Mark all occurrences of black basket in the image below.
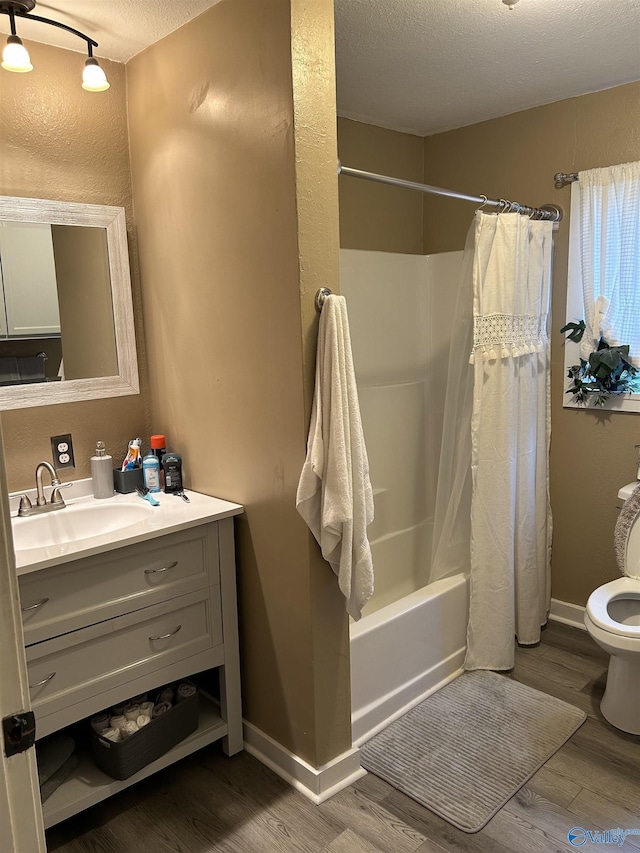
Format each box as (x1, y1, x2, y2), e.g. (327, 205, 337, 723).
(113, 467, 144, 494)
(91, 689, 199, 780)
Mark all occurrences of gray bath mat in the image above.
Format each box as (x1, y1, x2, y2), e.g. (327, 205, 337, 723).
(360, 670, 586, 833)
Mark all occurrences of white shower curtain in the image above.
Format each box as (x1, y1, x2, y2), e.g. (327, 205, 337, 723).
(431, 212, 554, 671)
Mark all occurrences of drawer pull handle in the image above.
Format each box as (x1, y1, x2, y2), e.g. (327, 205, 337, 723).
(149, 625, 182, 641)
(144, 561, 178, 575)
(29, 672, 56, 689)
(22, 597, 50, 613)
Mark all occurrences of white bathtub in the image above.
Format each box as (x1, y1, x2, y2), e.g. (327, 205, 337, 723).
(350, 573, 469, 746)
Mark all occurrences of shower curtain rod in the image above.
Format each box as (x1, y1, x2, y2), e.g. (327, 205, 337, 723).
(338, 163, 563, 222)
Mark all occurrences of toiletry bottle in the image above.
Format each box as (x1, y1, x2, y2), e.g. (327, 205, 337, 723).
(151, 434, 166, 464)
(151, 434, 166, 487)
(91, 441, 114, 499)
(162, 453, 183, 493)
(142, 451, 161, 493)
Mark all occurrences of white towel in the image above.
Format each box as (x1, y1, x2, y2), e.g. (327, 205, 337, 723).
(101, 727, 121, 743)
(121, 720, 139, 738)
(296, 294, 374, 620)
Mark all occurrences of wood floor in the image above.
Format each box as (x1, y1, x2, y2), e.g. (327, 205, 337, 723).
(46, 621, 640, 853)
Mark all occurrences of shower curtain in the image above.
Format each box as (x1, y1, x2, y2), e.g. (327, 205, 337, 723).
(431, 212, 554, 671)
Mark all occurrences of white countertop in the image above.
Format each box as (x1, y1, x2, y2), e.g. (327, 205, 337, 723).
(11, 479, 243, 576)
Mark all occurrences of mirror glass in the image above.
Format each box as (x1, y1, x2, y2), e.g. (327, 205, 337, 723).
(0, 222, 117, 385)
(0, 197, 139, 410)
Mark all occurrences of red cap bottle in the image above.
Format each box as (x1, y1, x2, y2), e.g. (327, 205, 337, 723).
(150, 434, 166, 459)
(150, 434, 166, 486)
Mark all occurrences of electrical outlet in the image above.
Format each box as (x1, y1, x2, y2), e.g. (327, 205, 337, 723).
(51, 434, 75, 470)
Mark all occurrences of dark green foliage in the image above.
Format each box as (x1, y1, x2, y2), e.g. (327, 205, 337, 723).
(565, 337, 639, 407)
(560, 320, 586, 343)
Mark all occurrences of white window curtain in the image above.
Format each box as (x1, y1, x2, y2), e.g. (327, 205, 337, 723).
(572, 161, 640, 367)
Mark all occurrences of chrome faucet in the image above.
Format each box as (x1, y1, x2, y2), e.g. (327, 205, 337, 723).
(17, 461, 70, 517)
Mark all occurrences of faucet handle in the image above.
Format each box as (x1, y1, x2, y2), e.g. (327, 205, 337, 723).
(17, 494, 33, 517)
(50, 482, 72, 506)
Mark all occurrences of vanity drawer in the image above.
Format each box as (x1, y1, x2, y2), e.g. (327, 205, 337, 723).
(27, 588, 222, 727)
(19, 524, 219, 644)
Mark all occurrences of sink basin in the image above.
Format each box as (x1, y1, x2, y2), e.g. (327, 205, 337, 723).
(12, 501, 153, 552)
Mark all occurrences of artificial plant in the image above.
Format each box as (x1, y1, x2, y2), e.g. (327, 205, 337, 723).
(561, 321, 640, 407)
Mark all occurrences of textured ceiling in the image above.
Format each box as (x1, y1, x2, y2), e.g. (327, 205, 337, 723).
(335, 0, 640, 135)
(0, 0, 222, 63)
(1, 0, 638, 137)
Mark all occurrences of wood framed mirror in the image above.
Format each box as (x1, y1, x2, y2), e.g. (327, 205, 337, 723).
(0, 196, 139, 410)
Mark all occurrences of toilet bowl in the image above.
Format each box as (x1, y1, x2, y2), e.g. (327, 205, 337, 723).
(585, 482, 640, 734)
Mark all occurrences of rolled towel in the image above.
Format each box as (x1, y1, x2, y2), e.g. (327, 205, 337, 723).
(101, 727, 122, 743)
(110, 715, 127, 731)
(140, 701, 154, 717)
(90, 713, 110, 734)
(176, 683, 196, 702)
(124, 704, 140, 722)
(152, 701, 172, 718)
(130, 693, 148, 705)
(111, 703, 127, 716)
(121, 720, 139, 739)
(136, 714, 151, 728)
(158, 687, 174, 704)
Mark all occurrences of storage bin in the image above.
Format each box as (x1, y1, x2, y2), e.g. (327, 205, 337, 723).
(91, 688, 198, 780)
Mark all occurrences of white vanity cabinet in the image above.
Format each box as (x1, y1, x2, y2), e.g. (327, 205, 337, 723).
(15, 496, 243, 829)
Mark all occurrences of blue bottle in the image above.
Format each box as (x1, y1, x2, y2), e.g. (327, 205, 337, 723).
(142, 451, 161, 493)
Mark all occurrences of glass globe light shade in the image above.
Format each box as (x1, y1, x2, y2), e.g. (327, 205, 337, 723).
(2, 35, 33, 73)
(82, 57, 109, 92)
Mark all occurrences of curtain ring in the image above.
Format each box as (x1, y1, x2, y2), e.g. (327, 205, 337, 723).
(475, 194, 489, 215)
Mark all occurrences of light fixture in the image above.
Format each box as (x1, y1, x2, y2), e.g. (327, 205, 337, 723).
(1, 3, 31, 71)
(0, 0, 109, 91)
(82, 50, 109, 92)
(502, 0, 521, 8)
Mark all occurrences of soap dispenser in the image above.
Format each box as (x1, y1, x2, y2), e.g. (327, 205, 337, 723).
(91, 440, 114, 499)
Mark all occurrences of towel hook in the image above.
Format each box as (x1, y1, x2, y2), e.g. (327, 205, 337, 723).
(315, 288, 333, 313)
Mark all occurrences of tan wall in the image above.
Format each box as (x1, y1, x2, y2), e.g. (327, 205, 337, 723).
(422, 81, 640, 606)
(0, 40, 149, 490)
(127, 0, 350, 767)
(338, 117, 424, 253)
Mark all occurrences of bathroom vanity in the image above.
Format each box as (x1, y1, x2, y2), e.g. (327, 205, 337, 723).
(13, 485, 243, 829)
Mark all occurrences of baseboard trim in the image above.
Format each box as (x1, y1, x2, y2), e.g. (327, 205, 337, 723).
(243, 722, 366, 805)
(549, 598, 587, 631)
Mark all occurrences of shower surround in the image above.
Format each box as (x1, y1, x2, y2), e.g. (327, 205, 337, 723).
(340, 248, 467, 741)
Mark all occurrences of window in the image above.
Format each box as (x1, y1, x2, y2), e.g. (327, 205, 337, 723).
(564, 161, 640, 411)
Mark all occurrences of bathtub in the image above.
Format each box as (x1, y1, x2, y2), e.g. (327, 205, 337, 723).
(350, 573, 469, 746)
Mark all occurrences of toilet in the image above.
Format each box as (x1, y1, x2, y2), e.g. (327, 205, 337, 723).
(585, 481, 640, 735)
